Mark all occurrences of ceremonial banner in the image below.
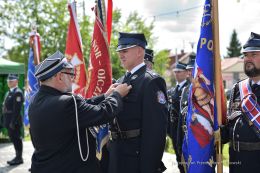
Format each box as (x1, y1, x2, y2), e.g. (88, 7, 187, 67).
(182, 0, 221, 172)
(86, 0, 112, 159)
(24, 29, 41, 126)
(65, 2, 87, 97)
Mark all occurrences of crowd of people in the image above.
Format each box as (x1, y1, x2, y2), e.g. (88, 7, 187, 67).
(1, 31, 260, 173)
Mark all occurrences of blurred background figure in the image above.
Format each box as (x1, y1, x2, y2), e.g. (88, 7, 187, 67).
(2, 74, 24, 165)
(144, 48, 154, 71)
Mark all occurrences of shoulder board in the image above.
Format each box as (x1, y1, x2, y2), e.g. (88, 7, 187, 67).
(145, 70, 161, 78)
(15, 88, 23, 94)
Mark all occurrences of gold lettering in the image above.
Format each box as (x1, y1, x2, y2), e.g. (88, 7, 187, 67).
(92, 40, 102, 59)
(200, 38, 207, 48)
(207, 40, 213, 50)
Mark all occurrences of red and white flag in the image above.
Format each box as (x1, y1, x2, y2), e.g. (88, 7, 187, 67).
(86, 1, 112, 98)
(65, 2, 87, 97)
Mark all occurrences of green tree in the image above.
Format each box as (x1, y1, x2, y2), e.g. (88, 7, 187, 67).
(226, 29, 242, 58)
(110, 9, 157, 79)
(154, 50, 170, 76)
(0, 0, 92, 66)
(1, 2, 168, 81)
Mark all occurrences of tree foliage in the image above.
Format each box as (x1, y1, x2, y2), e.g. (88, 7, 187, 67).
(154, 50, 170, 76)
(110, 9, 156, 79)
(226, 29, 242, 58)
(1, 2, 168, 80)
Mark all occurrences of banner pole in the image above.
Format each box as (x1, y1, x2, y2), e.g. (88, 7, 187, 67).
(212, 0, 223, 173)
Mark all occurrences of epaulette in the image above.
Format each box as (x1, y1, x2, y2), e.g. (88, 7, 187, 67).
(16, 87, 23, 93)
(145, 70, 160, 79)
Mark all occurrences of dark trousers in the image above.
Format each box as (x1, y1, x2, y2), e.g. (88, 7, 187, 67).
(169, 122, 185, 173)
(100, 145, 109, 173)
(7, 126, 23, 155)
(229, 147, 260, 173)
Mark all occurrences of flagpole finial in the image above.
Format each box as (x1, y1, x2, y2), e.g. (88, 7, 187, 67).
(31, 22, 37, 32)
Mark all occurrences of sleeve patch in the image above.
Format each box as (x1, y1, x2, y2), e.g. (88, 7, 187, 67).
(157, 91, 166, 104)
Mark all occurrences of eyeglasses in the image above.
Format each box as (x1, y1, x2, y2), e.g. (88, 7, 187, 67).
(60, 72, 75, 79)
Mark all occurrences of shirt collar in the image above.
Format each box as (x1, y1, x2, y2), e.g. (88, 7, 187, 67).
(10, 87, 17, 92)
(129, 62, 145, 74)
(177, 80, 187, 89)
(251, 80, 260, 85)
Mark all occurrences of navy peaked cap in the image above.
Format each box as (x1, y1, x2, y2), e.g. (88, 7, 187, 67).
(173, 62, 187, 72)
(116, 32, 147, 51)
(35, 50, 74, 81)
(7, 74, 19, 81)
(242, 32, 260, 53)
(144, 49, 154, 63)
(186, 53, 196, 69)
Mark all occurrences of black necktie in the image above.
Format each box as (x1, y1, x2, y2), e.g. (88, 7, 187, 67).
(175, 85, 180, 92)
(252, 84, 259, 91)
(173, 85, 180, 99)
(123, 72, 131, 84)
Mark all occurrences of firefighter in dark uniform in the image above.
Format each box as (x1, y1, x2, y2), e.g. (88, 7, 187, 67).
(108, 32, 168, 173)
(221, 32, 260, 173)
(28, 51, 131, 173)
(144, 48, 154, 71)
(167, 62, 189, 173)
(2, 74, 24, 165)
(178, 54, 195, 171)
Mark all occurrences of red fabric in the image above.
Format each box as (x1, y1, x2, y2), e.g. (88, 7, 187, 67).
(190, 121, 211, 148)
(29, 33, 41, 65)
(65, 3, 88, 97)
(86, 6, 112, 98)
(106, 0, 113, 44)
(240, 79, 260, 127)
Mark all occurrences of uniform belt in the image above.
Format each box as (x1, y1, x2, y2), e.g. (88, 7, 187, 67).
(231, 141, 260, 151)
(110, 129, 141, 140)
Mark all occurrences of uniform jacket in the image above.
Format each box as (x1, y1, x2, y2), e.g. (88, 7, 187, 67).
(177, 81, 191, 153)
(221, 79, 260, 173)
(167, 80, 189, 142)
(29, 85, 123, 173)
(108, 65, 168, 173)
(3, 87, 24, 128)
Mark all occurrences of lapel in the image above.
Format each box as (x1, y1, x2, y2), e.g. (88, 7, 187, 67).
(118, 65, 146, 84)
(129, 65, 146, 83)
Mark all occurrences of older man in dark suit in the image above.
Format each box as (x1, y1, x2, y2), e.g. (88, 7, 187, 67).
(29, 51, 131, 173)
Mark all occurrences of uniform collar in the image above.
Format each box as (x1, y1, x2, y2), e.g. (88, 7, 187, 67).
(10, 87, 17, 92)
(129, 62, 145, 74)
(40, 85, 68, 95)
(177, 80, 187, 89)
(251, 80, 260, 85)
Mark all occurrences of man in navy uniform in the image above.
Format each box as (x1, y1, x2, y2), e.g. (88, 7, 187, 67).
(178, 53, 195, 170)
(29, 51, 131, 173)
(2, 74, 24, 165)
(221, 32, 260, 173)
(108, 32, 168, 173)
(144, 48, 154, 71)
(167, 62, 189, 173)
